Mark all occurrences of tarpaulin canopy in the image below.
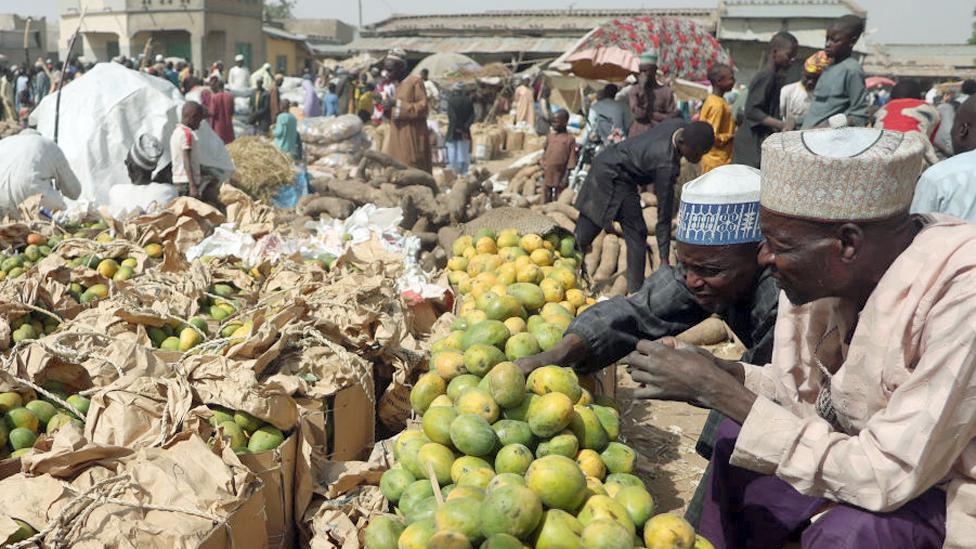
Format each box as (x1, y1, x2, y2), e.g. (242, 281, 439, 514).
(553, 16, 732, 82)
(865, 76, 896, 89)
(409, 52, 481, 81)
(30, 63, 234, 206)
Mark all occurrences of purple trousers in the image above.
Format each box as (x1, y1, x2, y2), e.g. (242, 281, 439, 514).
(698, 419, 947, 549)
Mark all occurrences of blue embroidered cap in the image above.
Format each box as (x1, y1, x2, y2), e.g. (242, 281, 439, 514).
(676, 164, 763, 245)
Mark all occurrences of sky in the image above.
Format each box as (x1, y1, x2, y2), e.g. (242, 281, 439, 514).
(3, 0, 973, 45)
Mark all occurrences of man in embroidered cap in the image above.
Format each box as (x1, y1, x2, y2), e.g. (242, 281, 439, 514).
(627, 48, 679, 138)
(227, 54, 250, 91)
(574, 118, 715, 289)
(382, 48, 431, 172)
(125, 133, 164, 185)
(624, 126, 976, 548)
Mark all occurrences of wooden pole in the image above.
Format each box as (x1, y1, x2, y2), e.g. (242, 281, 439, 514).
(54, 9, 86, 145)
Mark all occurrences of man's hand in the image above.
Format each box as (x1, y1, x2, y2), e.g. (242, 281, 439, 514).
(188, 184, 200, 198)
(514, 333, 588, 375)
(623, 339, 756, 423)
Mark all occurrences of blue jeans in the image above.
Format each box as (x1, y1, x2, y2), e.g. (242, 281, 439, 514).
(446, 140, 471, 175)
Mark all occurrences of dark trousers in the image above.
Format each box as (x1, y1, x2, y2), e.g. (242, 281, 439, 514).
(575, 195, 648, 293)
(652, 180, 675, 265)
(698, 419, 947, 549)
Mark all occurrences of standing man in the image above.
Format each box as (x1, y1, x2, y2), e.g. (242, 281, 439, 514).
(273, 99, 300, 160)
(587, 84, 629, 143)
(0, 67, 14, 122)
(248, 78, 271, 135)
(420, 69, 440, 112)
(574, 119, 714, 290)
(207, 79, 236, 144)
(169, 101, 205, 199)
(163, 61, 180, 88)
(513, 75, 535, 128)
(732, 32, 797, 168)
(628, 50, 679, 138)
(0, 129, 81, 212)
(623, 127, 976, 548)
(250, 63, 273, 90)
(911, 96, 976, 222)
(934, 79, 975, 158)
(269, 73, 285, 122)
(381, 50, 431, 172)
(324, 83, 339, 117)
(780, 51, 829, 130)
(31, 61, 50, 106)
(801, 15, 869, 129)
(699, 64, 736, 173)
(227, 54, 250, 91)
(335, 68, 353, 115)
(208, 61, 224, 83)
(446, 83, 475, 175)
(14, 65, 28, 119)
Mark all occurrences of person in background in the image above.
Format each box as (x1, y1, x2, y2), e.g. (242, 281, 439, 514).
(302, 74, 322, 118)
(911, 96, 976, 222)
(248, 78, 271, 135)
(14, 65, 28, 117)
(699, 63, 736, 173)
(169, 101, 205, 199)
(0, 129, 81, 212)
(124, 133, 164, 185)
(208, 61, 224, 83)
(732, 31, 797, 168)
(273, 99, 300, 160)
(872, 78, 941, 164)
(356, 82, 376, 124)
(16, 90, 31, 126)
(540, 110, 577, 204)
(587, 83, 628, 143)
(250, 63, 272, 89)
(163, 61, 179, 88)
(269, 73, 285, 123)
(574, 119, 715, 290)
(335, 68, 353, 115)
(382, 49, 431, 172)
(420, 68, 440, 113)
(446, 83, 475, 175)
(534, 85, 554, 136)
(178, 62, 192, 92)
(801, 15, 869, 128)
(31, 61, 50, 105)
(934, 79, 975, 158)
(513, 75, 535, 128)
(628, 49, 679, 138)
(324, 83, 339, 117)
(0, 68, 14, 122)
(780, 50, 829, 130)
(227, 54, 250, 90)
(207, 78, 236, 145)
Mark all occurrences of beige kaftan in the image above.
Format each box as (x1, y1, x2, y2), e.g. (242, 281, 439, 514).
(513, 85, 535, 128)
(732, 215, 976, 548)
(383, 75, 431, 173)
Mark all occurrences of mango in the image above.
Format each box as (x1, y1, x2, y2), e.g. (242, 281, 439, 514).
(504, 332, 541, 361)
(447, 374, 480, 401)
(217, 420, 246, 449)
(601, 442, 637, 474)
(461, 320, 510, 351)
(526, 392, 574, 438)
(643, 514, 696, 549)
(450, 455, 494, 484)
(363, 514, 405, 549)
(0, 392, 24, 413)
(577, 494, 636, 535)
(5, 407, 39, 433)
(486, 361, 526, 409)
(454, 388, 499, 423)
(434, 496, 483, 543)
(178, 327, 202, 352)
(615, 486, 655, 528)
(494, 443, 533, 475)
(580, 518, 633, 549)
(491, 419, 536, 449)
(25, 400, 56, 425)
(576, 449, 607, 480)
(570, 405, 610, 451)
(525, 455, 586, 511)
(480, 484, 543, 540)
(410, 372, 447, 415)
(433, 351, 467, 381)
(160, 336, 181, 351)
(450, 413, 498, 457)
(533, 509, 584, 549)
(463, 344, 506, 377)
(248, 425, 285, 452)
(422, 405, 458, 445)
(233, 410, 263, 432)
(417, 442, 455, 485)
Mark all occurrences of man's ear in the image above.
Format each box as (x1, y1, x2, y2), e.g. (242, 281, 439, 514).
(836, 223, 863, 263)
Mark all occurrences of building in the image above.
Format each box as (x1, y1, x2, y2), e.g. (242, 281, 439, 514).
(0, 15, 48, 68)
(717, 0, 867, 82)
(864, 43, 976, 82)
(57, 0, 265, 71)
(264, 25, 312, 76)
(345, 9, 716, 68)
(276, 18, 357, 60)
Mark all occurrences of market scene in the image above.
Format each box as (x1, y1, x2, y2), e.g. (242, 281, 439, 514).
(0, 0, 974, 546)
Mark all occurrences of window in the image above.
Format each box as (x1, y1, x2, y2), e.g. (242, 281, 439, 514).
(235, 42, 252, 68)
(107, 41, 120, 60)
(276, 55, 287, 74)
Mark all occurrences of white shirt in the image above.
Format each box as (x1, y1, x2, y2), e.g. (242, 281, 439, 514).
(910, 149, 976, 222)
(779, 82, 812, 126)
(169, 124, 201, 185)
(227, 65, 251, 90)
(0, 131, 81, 212)
(423, 80, 440, 103)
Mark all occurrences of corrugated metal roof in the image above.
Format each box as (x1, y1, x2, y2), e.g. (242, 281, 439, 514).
(863, 43, 976, 78)
(722, 0, 864, 18)
(719, 27, 829, 50)
(342, 36, 579, 56)
(263, 26, 307, 42)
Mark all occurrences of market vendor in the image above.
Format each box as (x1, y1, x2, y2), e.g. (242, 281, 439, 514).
(573, 118, 714, 291)
(0, 129, 81, 212)
(124, 133, 164, 185)
(381, 48, 431, 173)
(624, 127, 976, 548)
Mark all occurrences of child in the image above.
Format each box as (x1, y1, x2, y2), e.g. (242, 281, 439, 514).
(540, 110, 577, 203)
(357, 83, 376, 124)
(699, 63, 736, 173)
(324, 83, 339, 117)
(732, 31, 797, 168)
(16, 90, 31, 127)
(801, 15, 869, 129)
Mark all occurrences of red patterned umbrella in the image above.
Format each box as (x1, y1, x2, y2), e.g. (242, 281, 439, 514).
(554, 16, 733, 82)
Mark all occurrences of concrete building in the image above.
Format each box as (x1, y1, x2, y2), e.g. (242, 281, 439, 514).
(863, 43, 976, 82)
(58, 0, 265, 71)
(276, 18, 357, 60)
(264, 25, 311, 76)
(0, 15, 48, 68)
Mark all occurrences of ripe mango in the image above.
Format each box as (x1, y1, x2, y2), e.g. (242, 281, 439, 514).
(248, 425, 286, 452)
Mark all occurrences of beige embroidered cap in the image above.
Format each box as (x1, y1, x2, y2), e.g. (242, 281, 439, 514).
(760, 128, 925, 221)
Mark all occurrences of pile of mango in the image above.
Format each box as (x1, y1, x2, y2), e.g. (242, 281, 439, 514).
(0, 385, 88, 460)
(207, 405, 286, 456)
(364, 229, 710, 548)
(0, 233, 61, 281)
(9, 311, 60, 344)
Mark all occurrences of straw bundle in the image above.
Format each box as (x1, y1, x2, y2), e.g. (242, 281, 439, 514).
(226, 136, 294, 202)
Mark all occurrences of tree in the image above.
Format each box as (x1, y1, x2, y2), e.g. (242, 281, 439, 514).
(264, 0, 296, 22)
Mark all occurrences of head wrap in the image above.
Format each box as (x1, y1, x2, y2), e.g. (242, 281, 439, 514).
(760, 128, 924, 221)
(803, 50, 831, 75)
(129, 134, 163, 171)
(234, 54, 244, 62)
(155, 54, 164, 63)
(677, 165, 763, 245)
(639, 49, 659, 65)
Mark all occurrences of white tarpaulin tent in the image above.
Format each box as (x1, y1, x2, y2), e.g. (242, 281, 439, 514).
(30, 63, 234, 206)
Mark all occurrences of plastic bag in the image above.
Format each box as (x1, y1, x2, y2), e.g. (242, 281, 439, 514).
(300, 115, 363, 145)
(106, 183, 179, 219)
(272, 171, 310, 209)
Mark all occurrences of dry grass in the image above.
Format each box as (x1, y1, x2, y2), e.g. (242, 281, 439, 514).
(226, 136, 294, 202)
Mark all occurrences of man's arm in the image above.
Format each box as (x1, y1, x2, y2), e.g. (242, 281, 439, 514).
(396, 79, 429, 121)
(844, 65, 870, 126)
(183, 149, 198, 198)
(654, 163, 677, 265)
(629, 87, 649, 121)
(51, 146, 82, 200)
(652, 88, 678, 122)
(745, 71, 784, 131)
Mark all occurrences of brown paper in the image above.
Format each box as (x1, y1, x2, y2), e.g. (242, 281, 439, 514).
(240, 431, 298, 548)
(85, 373, 193, 449)
(120, 197, 225, 252)
(219, 183, 276, 237)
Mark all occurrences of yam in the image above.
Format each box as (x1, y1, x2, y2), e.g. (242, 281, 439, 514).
(315, 178, 387, 206)
(640, 192, 657, 207)
(548, 211, 576, 233)
(676, 318, 730, 346)
(542, 202, 579, 222)
(609, 242, 629, 296)
(438, 226, 462, 254)
(412, 217, 430, 233)
(300, 196, 355, 219)
(392, 168, 439, 195)
(447, 177, 481, 223)
(643, 208, 658, 236)
(594, 234, 619, 282)
(584, 232, 605, 274)
(557, 187, 575, 205)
